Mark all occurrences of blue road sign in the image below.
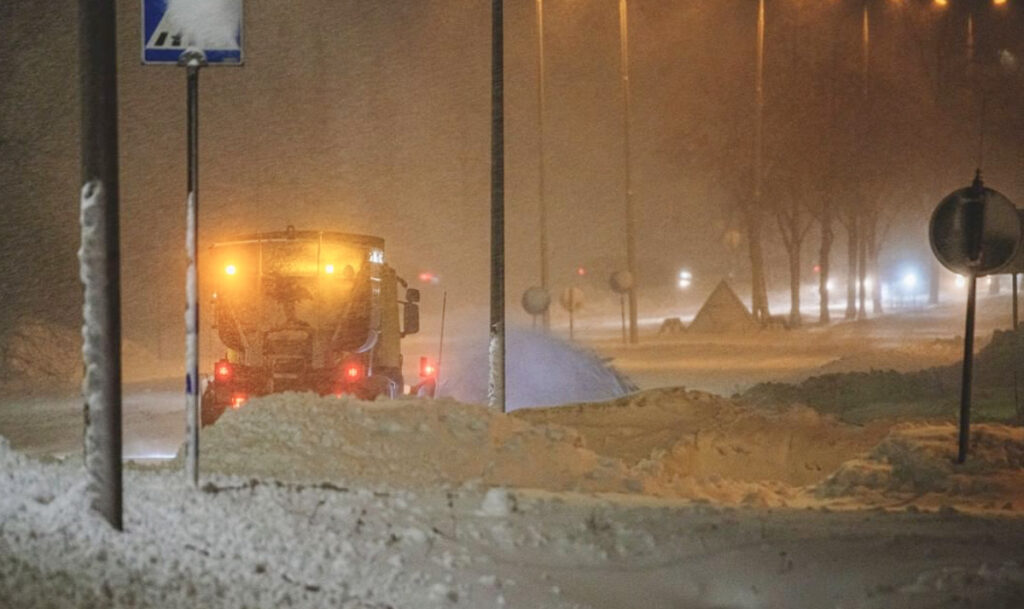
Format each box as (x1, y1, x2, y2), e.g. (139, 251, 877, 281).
(142, 0, 243, 65)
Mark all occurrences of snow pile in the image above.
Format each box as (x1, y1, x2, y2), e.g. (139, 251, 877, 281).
(815, 338, 964, 375)
(516, 387, 890, 506)
(0, 437, 577, 609)
(742, 327, 1024, 422)
(859, 562, 1024, 609)
(439, 328, 635, 410)
(818, 423, 1024, 511)
(196, 393, 637, 494)
(194, 388, 902, 507)
(5, 433, 1024, 609)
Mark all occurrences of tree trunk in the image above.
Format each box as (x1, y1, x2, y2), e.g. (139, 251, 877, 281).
(845, 215, 858, 320)
(746, 206, 771, 323)
(789, 240, 802, 328)
(989, 275, 1001, 296)
(818, 206, 834, 325)
(857, 225, 868, 320)
(867, 216, 883, 315)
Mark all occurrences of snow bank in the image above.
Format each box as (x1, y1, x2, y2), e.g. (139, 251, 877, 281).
(5, 433, 1024, 609)
(195, 393, 637, 494)
(819, 423, 1024, 511)
(516, 387, 891, 506)
(439, 328, 635, 410)
(742, 327, 1024, 422)
(193, 388, 899, 508)
(0, 437, 576, 609)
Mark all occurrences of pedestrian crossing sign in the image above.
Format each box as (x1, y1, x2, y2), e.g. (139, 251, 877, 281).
(142, 0, 244, 65)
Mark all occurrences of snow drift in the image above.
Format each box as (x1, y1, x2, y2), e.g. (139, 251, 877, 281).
(438, 328, 636, 410)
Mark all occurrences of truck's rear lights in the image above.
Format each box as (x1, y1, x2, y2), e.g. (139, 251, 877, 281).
(230, 393, 247, 409)
(419, 356, 437, 379)
(343, 362, 364, 382)
(215, 360, 233, 382)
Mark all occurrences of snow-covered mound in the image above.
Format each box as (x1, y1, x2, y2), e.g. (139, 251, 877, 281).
(819, 423, 1024, 512)
(438, 328, 635, 410)
(741, 327, 1024, 422)
(515, 387, 891, 506)
(197, 393, 636, 494)
(196, 389, 896, 507)
(189, 388, 1024, 513)
(6, 427, 1024, 609)
(0, 437, 578, 609)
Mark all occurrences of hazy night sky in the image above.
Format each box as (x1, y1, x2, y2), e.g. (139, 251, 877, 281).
(2, 0, 1023, 366)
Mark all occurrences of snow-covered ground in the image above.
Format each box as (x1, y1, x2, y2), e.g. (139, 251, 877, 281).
(4, 388, 1024, 608)
(3, 302, 1023, 608)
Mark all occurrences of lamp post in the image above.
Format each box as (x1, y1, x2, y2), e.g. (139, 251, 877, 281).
(618, 0, 639, 344)
(536, 0, 551, 332)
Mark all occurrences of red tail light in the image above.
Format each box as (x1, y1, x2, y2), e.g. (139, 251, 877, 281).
(230, 393, 247, 409)
(215, 360, 233, 382)
(419, 356, 437, 379)
(342, 361, 364, 382)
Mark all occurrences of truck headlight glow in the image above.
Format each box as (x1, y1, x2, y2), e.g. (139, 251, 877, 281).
(225, 264, 237, 275)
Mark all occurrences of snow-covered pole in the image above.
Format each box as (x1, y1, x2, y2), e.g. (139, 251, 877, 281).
(488, 0, 506, 413)
(181, 49, 207, 486)
(78, 0, 123, 531)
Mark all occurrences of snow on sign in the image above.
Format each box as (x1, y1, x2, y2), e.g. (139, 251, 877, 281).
(142, 0, 243, 65)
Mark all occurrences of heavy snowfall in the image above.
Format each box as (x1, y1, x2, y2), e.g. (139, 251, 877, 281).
(4, 0, 1024, 608)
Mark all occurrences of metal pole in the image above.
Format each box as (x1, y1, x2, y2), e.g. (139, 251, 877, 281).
(619, 0, 639, 344)
(536, 0, 550, 332)
(437, 291, 448, 390)
(620, 294, 627, 345)
(489, 0, 506, 413)
(569, 289, 575, 341)
(182, 50, 205, 485)
(1013, 273, 1021, 422)
(958, 272, 978, 463)
(78, 0, 123, 531)
(1014, 273, 1019, 330)
(750, 0, 768, 322)
(861, 3, 870, 97)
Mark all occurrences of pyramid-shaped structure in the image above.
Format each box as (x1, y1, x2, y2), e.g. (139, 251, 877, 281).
(687, 280, 759, 333)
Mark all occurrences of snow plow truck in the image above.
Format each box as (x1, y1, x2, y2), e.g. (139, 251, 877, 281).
(201, 226, 426, 426)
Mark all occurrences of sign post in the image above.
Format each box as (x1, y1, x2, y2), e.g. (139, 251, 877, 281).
(142, 0, 243, 485)
(929, 172, 1021, 463)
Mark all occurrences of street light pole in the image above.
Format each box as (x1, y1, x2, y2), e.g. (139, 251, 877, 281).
(862, 3, 870, 96)
(536, 0, 550, 332)
(618, 0, 639, 344)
